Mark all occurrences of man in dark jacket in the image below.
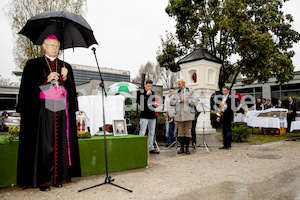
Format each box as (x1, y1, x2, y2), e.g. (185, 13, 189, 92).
(217, 86, 233, 150)
(17, 35, 81, 191)
(287, 96, 297, 132)
(137, 79, 159, 154)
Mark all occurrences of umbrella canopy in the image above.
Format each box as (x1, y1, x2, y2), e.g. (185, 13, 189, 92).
(19, 10, 97, 50)
(107, 91, 136, 99)
(108, 82, 139, 93)
(232, 93, 245, 100)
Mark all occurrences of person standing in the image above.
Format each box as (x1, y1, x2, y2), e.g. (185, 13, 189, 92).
(255, 98, 263, 110)
(217, 86, 233, 150)
(171, 79, 197, 154)
(191, 105, 200, 148)
(287, 96, 297, 132)
(138, 79, 159, 154)
(17, 35, 81, 191)
(262, 98, 267, 110)
(266, 99, 273, 109)
(164, 87, 177, 147)
(275, 99, 285, 108)
(234, 99, 245, 122)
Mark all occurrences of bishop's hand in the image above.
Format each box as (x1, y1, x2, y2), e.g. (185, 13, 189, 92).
(61, 67, 68, 81)
(47, 72, 60, 82)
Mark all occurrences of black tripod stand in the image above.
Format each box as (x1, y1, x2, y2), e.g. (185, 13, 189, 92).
(199, 121, 212, 153)
(197, 101, 212, 153)
(78, 48, 132, 193)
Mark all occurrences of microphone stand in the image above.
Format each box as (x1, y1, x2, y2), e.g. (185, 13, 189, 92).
(133, 88, 141, 135)
(134, 74, 145, 135)
(78, 47, 132, 193)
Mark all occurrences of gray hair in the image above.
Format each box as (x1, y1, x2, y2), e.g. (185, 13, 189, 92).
(177, 78, 185, 83)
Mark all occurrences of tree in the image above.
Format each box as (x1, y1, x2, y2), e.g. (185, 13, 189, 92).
(157, 0, 300, 89)
(159, 67, 180, 88)
(132, 61, 180, 88)
(5, 0, 87, 70)
(156, 31, 183, 72)
(132, 61, 161, 84)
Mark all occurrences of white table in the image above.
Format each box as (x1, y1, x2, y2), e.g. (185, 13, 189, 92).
(246, 108, 287, 129)
(296, 111, 300, 121)
(291, 121, 300, 132)
(78, 94, 124, 135)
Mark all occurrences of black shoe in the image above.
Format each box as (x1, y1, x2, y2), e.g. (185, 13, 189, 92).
(39, 186, 50, 191)
(219, 146, 226, 149)
(150, 150, 160, 154)
(226, 146, 231, 150)
(177, 148, 184, 154)
(186, 148, 190, 154)
(192, 143, 196, 149)
(53, 184, 63, 188)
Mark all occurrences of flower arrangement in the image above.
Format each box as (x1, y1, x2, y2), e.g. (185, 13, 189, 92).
(1, 125, 20, 144)
(77, 131, 91, 139)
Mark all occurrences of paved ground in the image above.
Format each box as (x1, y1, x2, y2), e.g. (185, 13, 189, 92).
(1, 133, 300, 200)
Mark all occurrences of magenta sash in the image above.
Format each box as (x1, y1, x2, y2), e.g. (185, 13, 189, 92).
(40, 86, 72, 166)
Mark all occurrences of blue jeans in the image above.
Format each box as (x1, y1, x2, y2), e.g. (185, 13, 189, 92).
(221, 121, 232, 147)
(139, 118, 156, 151)
(165, 117, 177, 145)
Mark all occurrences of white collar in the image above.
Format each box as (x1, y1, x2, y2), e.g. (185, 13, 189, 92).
(45, 54, 57, 61)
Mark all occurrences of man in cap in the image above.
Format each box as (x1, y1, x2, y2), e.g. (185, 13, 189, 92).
(17, 34, 81, 191)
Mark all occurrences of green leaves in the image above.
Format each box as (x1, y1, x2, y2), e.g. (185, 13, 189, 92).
(156, 31, 183, 72)
(158, 0, 300, 87)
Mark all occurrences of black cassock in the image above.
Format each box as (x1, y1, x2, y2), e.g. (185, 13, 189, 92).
(17, 56, 81, 188)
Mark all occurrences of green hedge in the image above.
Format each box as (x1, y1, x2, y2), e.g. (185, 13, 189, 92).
(232, 122, 251, 142)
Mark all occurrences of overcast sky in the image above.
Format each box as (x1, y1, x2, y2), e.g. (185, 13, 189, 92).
(0, 0, 299, 83)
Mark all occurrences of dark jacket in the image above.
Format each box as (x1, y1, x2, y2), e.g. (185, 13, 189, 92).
(137, 89, 156, 119)
(221, 95, 233, 123)
(288, 101, 297, 121)
(256, 103, 263, 110)
(275, 105, 285, 109)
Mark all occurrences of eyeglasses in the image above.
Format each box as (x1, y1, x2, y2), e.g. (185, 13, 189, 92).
(45, 43, 60, 49)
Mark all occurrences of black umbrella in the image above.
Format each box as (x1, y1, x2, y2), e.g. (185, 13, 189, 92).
(19, 10, 98, 50)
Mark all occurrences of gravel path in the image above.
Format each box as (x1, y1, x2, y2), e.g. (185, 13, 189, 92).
(1, 139, 300, 200)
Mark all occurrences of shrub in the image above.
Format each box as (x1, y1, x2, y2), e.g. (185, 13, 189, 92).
(232, 122, 251, 142)
(232, 122, 248, 129)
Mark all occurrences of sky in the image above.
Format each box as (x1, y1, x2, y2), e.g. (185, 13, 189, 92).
(0, 0, 299, 83)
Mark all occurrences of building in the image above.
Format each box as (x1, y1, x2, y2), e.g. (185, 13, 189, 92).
(72, 64, 130, 85)
(0, 85, 19, 110)
(231, 71, 300, 107)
